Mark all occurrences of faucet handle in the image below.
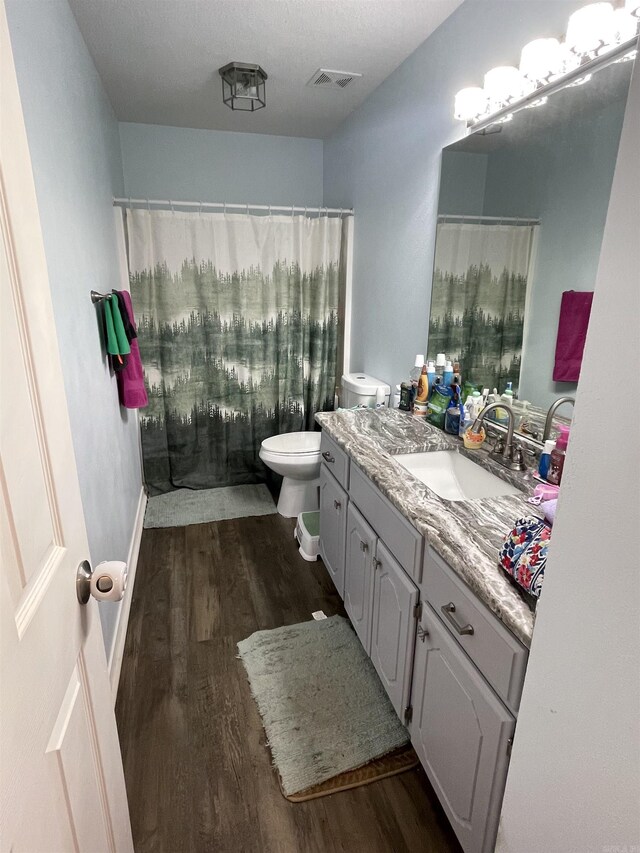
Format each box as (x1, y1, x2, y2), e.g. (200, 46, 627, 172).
(510, 445, 527, 471)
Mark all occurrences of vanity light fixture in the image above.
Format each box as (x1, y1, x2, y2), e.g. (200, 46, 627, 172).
(219, 62, 268, 112)
(453, 0, 639, 129)
(566, 2, 614, 56)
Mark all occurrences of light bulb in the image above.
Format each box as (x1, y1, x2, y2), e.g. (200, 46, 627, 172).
(454, 87, 487, 121)
(566, 2, 614, 56)
(611, 8, 638, 44)
(520, 38, 563, 84)
(484, 66, 528, 112)
(625, 0, 640, 18)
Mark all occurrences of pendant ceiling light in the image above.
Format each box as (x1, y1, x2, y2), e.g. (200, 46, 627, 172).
(219, 62, 267, 111)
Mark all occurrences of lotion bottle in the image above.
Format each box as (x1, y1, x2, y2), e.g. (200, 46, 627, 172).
(547, 425, 570, 485)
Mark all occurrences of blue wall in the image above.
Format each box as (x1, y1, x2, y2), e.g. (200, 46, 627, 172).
(323, 0, 586, 389)
(119, 122, 324, 207)
(6, 0, 143, 657)
(482, 94, 626, 407)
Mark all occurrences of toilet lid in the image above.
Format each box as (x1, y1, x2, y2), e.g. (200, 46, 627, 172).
(261, 431, 321, 455)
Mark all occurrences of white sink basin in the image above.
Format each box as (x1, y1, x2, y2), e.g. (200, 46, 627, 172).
(392, 450, 522, 501)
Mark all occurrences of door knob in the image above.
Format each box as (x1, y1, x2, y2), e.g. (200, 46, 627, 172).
(76, 560, 128, 604)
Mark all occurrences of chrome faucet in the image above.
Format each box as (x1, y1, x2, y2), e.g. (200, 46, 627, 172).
(471, 402, 526, 471)
(542, 396, 575, 443)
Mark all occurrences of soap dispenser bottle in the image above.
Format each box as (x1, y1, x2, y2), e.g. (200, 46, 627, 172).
(546, 425, 570, 485)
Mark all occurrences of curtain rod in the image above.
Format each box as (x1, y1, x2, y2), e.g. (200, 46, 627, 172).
(113, 197, 353, 216)
(438, 214, 540, 225)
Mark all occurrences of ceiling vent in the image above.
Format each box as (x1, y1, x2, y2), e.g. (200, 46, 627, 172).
(307, 68, 362, 90)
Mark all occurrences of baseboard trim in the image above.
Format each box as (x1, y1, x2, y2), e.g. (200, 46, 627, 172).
(108, 487, 147, 704)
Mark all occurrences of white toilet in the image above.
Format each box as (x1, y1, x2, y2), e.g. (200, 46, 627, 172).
(259, 431, 322, 518)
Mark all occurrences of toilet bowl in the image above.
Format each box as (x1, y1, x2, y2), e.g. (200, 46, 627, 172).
(259, 431, 322, 518)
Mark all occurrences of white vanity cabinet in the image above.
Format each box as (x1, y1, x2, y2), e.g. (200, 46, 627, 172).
(319, 464, 348, 598)
(370, 540, 419, 719)
(409, 606, 515, 853)
(344, 504, 376, 652)
(317, 427, 528, 853)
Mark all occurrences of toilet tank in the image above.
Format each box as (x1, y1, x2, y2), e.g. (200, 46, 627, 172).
(341, 373, 391, 408)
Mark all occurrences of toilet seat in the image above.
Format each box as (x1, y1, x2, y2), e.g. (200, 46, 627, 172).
(261, 431, 321, 456)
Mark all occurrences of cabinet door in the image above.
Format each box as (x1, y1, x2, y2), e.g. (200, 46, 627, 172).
(319, 464, 348, 598)
(344, 504, 377, 654)
(370, 540, 418, 719)
(410, 605, 515, 853)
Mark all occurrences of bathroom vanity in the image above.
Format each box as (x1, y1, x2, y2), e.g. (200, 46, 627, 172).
(317, 408, 536, 853)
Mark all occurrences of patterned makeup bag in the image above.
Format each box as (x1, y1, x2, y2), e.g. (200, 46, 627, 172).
(499, 516, 551, 599)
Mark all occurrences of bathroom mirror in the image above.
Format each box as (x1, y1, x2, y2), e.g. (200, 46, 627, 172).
(428, 53, 635, 413)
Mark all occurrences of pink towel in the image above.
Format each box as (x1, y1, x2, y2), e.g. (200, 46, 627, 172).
(553, 290, 593, 383)
(117, 290, 148, 409)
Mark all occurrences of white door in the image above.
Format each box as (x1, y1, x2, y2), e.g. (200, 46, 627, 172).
(0, 7, 134, 852)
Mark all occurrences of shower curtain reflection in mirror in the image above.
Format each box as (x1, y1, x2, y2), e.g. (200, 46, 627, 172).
(428, 221, 538, 394)
(126, 208, 350, 494)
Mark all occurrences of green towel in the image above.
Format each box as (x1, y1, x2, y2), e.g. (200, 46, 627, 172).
(103, 294, 131, 357)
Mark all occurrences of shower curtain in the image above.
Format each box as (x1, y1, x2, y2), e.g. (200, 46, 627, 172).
(428, 222, 537, 393)
(126, 208, 350, 494)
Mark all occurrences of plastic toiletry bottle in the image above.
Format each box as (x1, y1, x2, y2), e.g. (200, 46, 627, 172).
(415, 364, 429, 404)
(445, 400, 461, 435)
(426, 361, 436, 396)
(410, 354, 425, 385)
(443, 360, 454, 389)
(547, 425, 570, 485)
(501, 382, 514, 406)
(493, 387, 508, 424)
(466, 389, 482, 421)
(538, 439, 556, 481)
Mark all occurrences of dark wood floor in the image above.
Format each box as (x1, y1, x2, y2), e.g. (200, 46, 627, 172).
(116, 514, 462, 853)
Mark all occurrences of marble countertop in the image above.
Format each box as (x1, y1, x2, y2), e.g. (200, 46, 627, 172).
(315, 407, 540, 648)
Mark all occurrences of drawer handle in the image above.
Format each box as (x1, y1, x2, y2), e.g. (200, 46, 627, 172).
(359, 541, 368, 553)
(322, 451, 335, 463)
(441, 602, 474, 636)
(373, 558, 382, 570)
(333, 499, 342, 510)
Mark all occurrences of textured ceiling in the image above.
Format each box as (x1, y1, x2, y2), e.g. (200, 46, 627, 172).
(68, 0, 463, 139)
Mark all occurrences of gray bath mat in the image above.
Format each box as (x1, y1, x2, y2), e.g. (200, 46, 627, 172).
(237, 615, 409, 796)
(144, 484, 277, 528)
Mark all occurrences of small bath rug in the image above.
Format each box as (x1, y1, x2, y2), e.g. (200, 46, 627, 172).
(144, 484, 276, 529)
(283, 744, 418, 802)
(237, 615, 411, 798)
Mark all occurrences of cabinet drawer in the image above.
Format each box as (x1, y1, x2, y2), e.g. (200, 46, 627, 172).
(422, 546, 528, 713)
(349, 464, 423, 584)
(320, 431, 350, 490)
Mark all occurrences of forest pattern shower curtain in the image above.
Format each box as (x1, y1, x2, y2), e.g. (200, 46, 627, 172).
(126, 209, 348, 494)
(428, 222, 537, 393)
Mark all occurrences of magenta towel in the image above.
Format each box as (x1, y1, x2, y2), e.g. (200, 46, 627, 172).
(553, 290, 593, 383)
(116, 290, 148, 409)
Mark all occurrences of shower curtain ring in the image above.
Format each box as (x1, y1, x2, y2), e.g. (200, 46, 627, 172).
(199, 201, 203, 215)
(146, 198, 150, 212)
(170, 200, 174, 214)
(246, 203, 249, 215)
(128, 196, 132, 210)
